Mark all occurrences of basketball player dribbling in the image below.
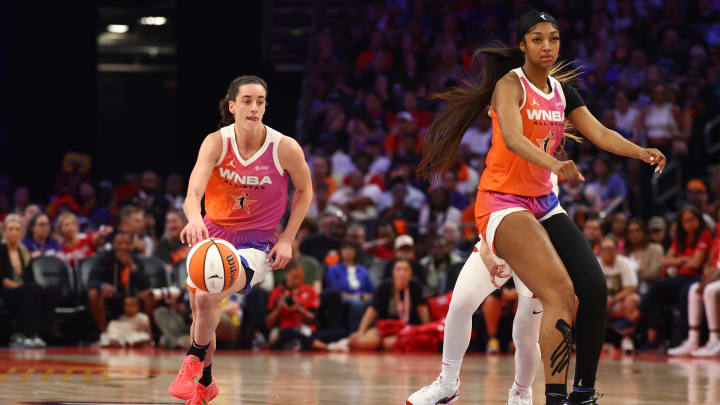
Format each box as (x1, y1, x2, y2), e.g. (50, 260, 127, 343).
(410, 10, 666, 405)
(168, 75, 312, 404)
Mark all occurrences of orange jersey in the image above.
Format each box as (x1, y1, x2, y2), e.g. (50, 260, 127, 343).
(479, 67, 567, 197)
(204, 124, 288, 233)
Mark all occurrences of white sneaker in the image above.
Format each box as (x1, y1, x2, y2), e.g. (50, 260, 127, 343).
(667, 339, 699, 356)
(407, 376, 460, 405)
(327, 338, 350, 352)
(692, 340, 720, 357)
(507, 386, 533, 405)
(621, 336, 634, 352)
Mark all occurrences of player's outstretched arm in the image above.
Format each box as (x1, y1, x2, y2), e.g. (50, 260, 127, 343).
(268, 136, 313, 270)
(568, 106, 666, 173)
(181, 132, 221, 246)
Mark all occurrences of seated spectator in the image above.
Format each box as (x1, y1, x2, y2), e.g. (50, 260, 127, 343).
(347, 259, 430, 351)
(632, 206, 712, 348)
(420, 237, 464, 297)
(583, 215, 604, 254)
(584, 154, 627, 212)
(88, 231, 152, 333)
(22, 213, 62, 258)
(99, 295, 152, 347)
(77, 182, 111, 229)
(668, 232, 720, 357)
(300, 212, 346, 265)
(418, 188, 462, 237)
(612, 90, 641, 139)
(610, 211, 629, 252)
(599, 237, 640, 352)
(164, 174, 185, 211)
(377, 167, 425, 212)
(640, 83, 682, 156)
(682, 179, 716, 230)
(324, 240, 374, 332)
(367, 223, 397, 262)
(310, 155, 337, 197)
(379, 177, 420, 235)
(385, 111, 422, 160)
(307, 182, 342, 221)
(126, 170, 170, 238)
(274, 237, 323, 294)
(648, 216, 671, 251)
(0, 214, 59, 348)
(329, 170, 382, 224)
(382, 235, 428, 285)
(624, 218, 664, 295)
(153, 290, 191, 349)
(266, 261, 341, 351)
(56, 212, 112, 269)
(117, 205, 154, 257)
(154, 210, 189, 266)
(441, 171, 470, 210)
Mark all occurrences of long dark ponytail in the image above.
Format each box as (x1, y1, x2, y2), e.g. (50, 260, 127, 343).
(417, 46, 525, 180)
(218, 75, 268, 128)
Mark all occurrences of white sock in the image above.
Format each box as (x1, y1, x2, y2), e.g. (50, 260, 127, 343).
(440, 358, 462, 386)
(709, 331, 719, 344)
(689, 328, 700, 344)
(688, 282, 703, 329)
(512, 296, 542, 389)
(440, 247, 509, 386)
(511, 380, 530, 393)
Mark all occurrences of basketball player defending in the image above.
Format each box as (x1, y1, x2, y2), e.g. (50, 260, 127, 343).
(168, 75, 312, 404)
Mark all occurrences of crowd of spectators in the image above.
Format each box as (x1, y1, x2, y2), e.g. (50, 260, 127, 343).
(1, 0, 720, 354)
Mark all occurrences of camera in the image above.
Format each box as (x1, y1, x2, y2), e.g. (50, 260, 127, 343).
(284, 295, 295, 306)
(151, 286, 182, 301)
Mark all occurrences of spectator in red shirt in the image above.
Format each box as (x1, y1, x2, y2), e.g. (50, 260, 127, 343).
(266, 260, 336, 351)
(384, 111, 422, 159)
(56, 212, 112, 269)
(632, 205, 712, 347)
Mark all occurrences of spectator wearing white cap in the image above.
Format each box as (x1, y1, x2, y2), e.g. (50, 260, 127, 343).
(381, 234, 427, 286)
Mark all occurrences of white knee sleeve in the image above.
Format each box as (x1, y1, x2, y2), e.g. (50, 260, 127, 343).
(512, 295, 542, 388)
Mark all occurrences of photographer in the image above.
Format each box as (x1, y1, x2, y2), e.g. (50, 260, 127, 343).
(265, 261, 338, 351)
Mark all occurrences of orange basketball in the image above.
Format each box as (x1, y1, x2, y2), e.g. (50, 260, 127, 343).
(186, 238, 241, 293)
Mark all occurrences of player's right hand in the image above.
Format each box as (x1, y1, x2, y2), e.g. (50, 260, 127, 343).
(483, 253, 511, 289)
(181, 219, 209, 246)
(551, 159, 585, 182)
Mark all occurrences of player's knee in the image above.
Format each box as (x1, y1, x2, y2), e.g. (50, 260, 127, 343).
(195, 292, 219, 312)
(448, 293, 478, 317)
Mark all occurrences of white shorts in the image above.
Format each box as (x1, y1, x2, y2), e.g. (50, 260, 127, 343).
(480, 203, 566, 299)
(484, 203, 567, 256)
(187, 247, 272, 294)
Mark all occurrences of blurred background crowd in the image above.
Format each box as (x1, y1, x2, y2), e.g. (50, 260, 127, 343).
(1, 0, 720, 356)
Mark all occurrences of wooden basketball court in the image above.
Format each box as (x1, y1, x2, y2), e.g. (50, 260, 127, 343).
(0, 348, 718, 404)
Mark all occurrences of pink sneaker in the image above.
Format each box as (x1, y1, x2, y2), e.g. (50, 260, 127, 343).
(168, 355, 204, 400)
(187, 377, 219, 404)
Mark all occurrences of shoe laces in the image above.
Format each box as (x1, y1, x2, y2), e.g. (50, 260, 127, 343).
(179, 357, 199, 380)
(420, 377, 456, 398)
(579, 392, 603, 404)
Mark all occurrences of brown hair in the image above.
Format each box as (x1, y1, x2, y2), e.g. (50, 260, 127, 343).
(417, 43, 581, 180)
(218, 75, 268, 128)
(675, 205, 709, 253)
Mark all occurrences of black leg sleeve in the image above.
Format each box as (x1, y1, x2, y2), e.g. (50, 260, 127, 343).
(542, 214, 607, 390)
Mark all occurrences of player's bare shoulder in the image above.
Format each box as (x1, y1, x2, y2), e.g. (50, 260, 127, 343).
(197, 129, 224, 164)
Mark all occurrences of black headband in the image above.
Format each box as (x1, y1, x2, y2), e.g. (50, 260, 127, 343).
(516, 11, 558, 42)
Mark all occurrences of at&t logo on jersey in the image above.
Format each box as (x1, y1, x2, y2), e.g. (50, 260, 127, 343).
(219, 168, 273, 185)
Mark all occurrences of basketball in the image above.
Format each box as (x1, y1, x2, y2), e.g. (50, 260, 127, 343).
(186, 238, 241, 294)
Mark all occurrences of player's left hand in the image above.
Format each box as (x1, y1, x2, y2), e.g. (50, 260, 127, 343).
(640, 148, 666, 173)
(268, 238, 292, 270)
